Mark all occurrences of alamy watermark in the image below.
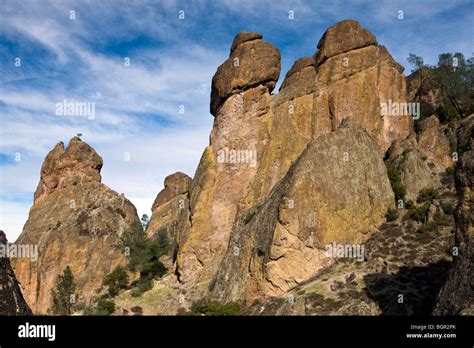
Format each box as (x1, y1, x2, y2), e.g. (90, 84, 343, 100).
(0, 243, 38, 262)
(380, 100, 420, 120)
(324, 242, 365, 262)
(216, 147, 257, 168)
(55, 99, 95, 120)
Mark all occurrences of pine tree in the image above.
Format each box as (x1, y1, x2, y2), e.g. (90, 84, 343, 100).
(50, 266, 77, 315)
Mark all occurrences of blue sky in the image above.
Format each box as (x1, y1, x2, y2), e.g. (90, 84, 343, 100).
(0, 0, 472, 242)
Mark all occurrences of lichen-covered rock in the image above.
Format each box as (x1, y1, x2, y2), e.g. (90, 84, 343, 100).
(12, 137, 140, 313)
(147, 172, 192, 268)
(212, 121, 394, 302)
(239, 20, 411, 216)
(406, 67, 442, 117)
(177, 39, 279, 283)
(434, 115, 474, 315)
(147, 172, 191, 239)
(386, 136, 443, 201)
(210, 32, 280, 115)
(0, 231, 32, 315)
(313, 39, 411, 152)
(417, 115, 454, 168)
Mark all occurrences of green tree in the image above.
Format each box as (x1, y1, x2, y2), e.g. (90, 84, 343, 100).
(141, 214, 150, 230)
(407, 53, 424, 72)
(432, 52, 473, 119)
(121, 223, 169, 296)
(50, 266, 77, 315)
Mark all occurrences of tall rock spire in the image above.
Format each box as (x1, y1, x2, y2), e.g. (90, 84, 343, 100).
(12, 137, 140, 313)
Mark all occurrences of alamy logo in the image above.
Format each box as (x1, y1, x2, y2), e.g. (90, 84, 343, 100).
(380, 99, 420, 120)
(0, 243, 38, 261)
(216, 147, 257, 167)
(55, 99, 95, 120)
(324, 242, 365, 262)
(18, 322, 56, 341)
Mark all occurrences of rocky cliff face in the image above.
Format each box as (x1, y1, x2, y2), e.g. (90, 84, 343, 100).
(12, 137, 140, 313)
(434, 115, 474, 315)
(212, 121, 394, 302)
(0, 231, 32, 315)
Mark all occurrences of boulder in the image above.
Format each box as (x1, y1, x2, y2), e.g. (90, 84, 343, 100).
(314, 19, 377, 66)
(210, 32, 280, 115)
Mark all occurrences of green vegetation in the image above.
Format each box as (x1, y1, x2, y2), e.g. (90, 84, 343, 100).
(103, 266, 129, 297)
(121, 223, 169, 297)
(404, 200, 415, 210)
(83, 295, 116, 316)
(417, 188, 439, 204)
(407, 52, 473, 122)
(386, 163, 406, 202)
(183, 299, 241, 316)
(408, 202, 430, 223)
(141, 214, 150, 230)
(446, 166, 455, 176)
(50, 266, 77, 315)
(385, 208, 399, 222)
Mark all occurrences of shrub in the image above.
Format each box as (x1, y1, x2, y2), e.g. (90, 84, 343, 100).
(95, 298, 116, 316)
(405, 200, 415, 210)
(83, 297, 116, 316)
(131, 278, 154, 298)
(408, 202, 431, 223)
(385, 208, 399, 222)
(386, 163, 406, 201)
(417, 188, 439, 203)
(103, 266, 129, 297)
(417, 220, 439, 234)
(188, 299, 240, 316)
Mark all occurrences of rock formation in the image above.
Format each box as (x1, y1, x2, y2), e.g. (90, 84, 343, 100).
(12, 137, 140, 313)
(312, 20, 412, 152)
(12, 19, 466, 317)
(386, 136, 444, 201)
(0, 231, 32, 315)
(416, 115, 454, 168)
(175, 32, 280, 284)
(147, 172, 191, 239)
(434, 115, 474, 315)
(212, 121, 394, 302)
(147, 172, 191, 267)
(174, 20, 412, 291)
